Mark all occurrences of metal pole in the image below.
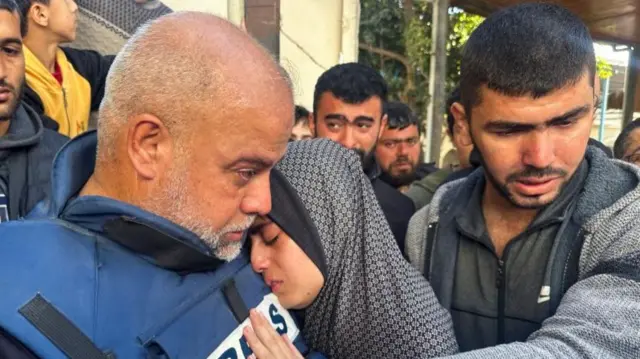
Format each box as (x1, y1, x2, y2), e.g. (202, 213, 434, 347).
(598, 77, 610, 142)
(424, 0, 449, 164)
(622, 47, 639, 127)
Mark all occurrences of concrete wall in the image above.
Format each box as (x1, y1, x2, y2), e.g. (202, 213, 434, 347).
(280, 0, 360, 109)
(160, 0, 360, 110)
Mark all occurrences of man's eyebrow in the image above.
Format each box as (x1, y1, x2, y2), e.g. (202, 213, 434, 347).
(484, 121, 536, 132)
(324, 113, 348, 121)
(546, 105, 590, 125)
(0, 38, 21, 47)
(226, 157, 274, 169)
(354, 116, 374, 122)
(484, 105, 591, 132)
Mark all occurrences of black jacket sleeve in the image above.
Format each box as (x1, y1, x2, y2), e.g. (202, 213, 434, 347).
(0, 327, 40, 359)
(61, 47, 116, 111)
(371, 179, 416, 252)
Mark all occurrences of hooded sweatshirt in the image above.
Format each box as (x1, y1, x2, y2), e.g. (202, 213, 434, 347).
(269, 139, 458, 359)
(23, 46, 114, 137)
(406, 146, 640, 358)
(0, 104, 67, 221)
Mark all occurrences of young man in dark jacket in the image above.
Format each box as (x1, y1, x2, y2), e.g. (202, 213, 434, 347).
(407, 3, 640, 357)
(16, 0, 114, 137)
(0, 0, 66, 223)
(310, 63, 415, 251)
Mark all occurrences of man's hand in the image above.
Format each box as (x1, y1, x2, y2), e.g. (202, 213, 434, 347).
(243, 309, 305, 359)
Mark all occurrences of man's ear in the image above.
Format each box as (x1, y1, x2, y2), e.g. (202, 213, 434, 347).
(126, 114, 172, 181)
(451, 102, 473, 147)
(378, 114, 388, 139)
(30, 3, 50, 27)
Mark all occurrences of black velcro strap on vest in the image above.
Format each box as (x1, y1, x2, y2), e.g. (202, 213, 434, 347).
(222, 279, 250, 323)
(18, 294, 116, 359)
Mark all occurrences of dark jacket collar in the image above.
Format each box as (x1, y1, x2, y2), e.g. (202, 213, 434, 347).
(0, 105, 43, 153)
(47, 130, 225, 273)
(364, 157, 382, 181)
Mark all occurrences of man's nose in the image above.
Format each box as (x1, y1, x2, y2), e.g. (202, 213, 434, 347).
(240, 173, 272, 216)
(339, 126, 358, 149)
(522, 131, 555, 169)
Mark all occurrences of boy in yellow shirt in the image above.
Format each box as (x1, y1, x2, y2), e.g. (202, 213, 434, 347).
(17, 0, 113, 137)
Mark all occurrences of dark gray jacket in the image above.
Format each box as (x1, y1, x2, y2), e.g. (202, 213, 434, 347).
(0, 104, 68, 220)
(407, 146, 640, 358)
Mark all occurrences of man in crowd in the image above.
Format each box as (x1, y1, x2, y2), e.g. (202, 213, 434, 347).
(16, 0, 114, 137)
(291, 105, 313, 141)
(407, 3, 640, 357)
(613, 118, 640, 165)
(0, 0, 66, 223)
(376, 101, 436, 193)
(0, 12, 318, 358)
(310, 63, 415, 249)
(406, 88, 475, 209)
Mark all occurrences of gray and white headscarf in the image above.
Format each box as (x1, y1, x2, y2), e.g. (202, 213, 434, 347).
(272, 139, 458, 359)
(70, 1, 172, 55)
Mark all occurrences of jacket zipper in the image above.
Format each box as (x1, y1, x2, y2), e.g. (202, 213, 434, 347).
(62, 87, 71, 135)
(496, 258, 506, 343)
(424, 223, 438, 280)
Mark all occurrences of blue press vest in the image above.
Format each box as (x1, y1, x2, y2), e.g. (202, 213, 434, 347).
(0, 131, 325, 358)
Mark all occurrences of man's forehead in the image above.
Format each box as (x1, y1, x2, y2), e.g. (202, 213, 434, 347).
(0, 10, 21, 38)
(318, 92, 382, 116)
(473, 80, 593, 123)
(381, 125, 419, 139)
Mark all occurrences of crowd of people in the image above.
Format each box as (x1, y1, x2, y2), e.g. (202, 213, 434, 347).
(0, 0, 638, 358)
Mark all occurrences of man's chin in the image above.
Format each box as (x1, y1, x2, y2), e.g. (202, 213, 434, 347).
(214, 241, 243, 262)
(507, 190, 559, 209)
(0, 103, 18, 121)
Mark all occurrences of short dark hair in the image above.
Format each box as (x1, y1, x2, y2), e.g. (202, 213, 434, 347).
(313, 63, 388, 117)
(446, 87, 461, 137)
(14, 0, 46, 36)
(295, 105, 310, 126)
(384, 101, 420, 134)
(613, 118, 640, 159)
(460, 3, 595, 118)
(0, 0, 23, 37)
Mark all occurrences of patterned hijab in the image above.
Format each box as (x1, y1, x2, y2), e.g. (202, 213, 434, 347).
(71, 1, 172, 54)
(271, 139, 458, 359)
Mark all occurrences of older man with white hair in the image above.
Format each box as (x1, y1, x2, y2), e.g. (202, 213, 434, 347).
(0, 11, 321, 359)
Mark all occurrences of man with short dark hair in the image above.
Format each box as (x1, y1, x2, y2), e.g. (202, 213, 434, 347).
(0, 0, 66, 224)
(310, 63, 415, 250)
(407, 3, 640, 357)
(15, 0, 114, 137)
(613, 118, 640, 164)
(376, 101, 436, 192)
(291, 105, 312, 141)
